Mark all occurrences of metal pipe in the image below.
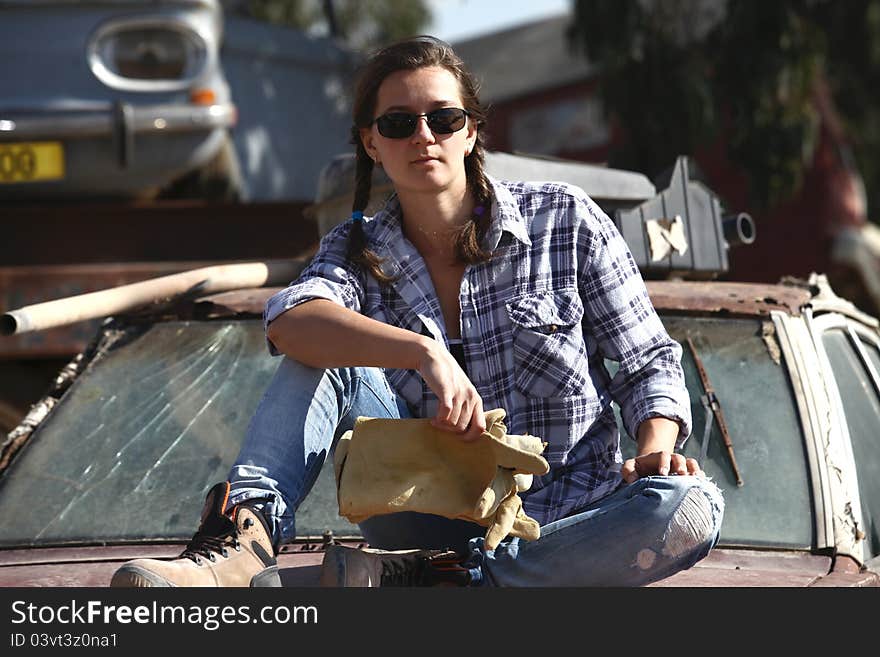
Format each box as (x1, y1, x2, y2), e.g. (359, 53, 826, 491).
(722, 212, 756, 248)
(1, 259, 307, 336)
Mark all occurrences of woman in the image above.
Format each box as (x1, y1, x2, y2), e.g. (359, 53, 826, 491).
(111, 35, 723, 588)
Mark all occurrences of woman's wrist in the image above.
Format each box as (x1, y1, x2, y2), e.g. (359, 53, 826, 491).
(635, 416, 679, 456)
(411, 334, 443, 372)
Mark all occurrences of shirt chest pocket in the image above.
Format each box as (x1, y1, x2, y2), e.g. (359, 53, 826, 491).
(505, 288, 591, 398)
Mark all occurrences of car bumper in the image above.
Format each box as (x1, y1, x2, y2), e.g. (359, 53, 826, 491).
(0, 102, 236, 141)
(0, 102, 236, 198)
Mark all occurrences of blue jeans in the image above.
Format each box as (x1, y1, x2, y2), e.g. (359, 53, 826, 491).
(227, 358, 724, 587)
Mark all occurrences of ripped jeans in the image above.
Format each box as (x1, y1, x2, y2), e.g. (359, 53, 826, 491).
(226, 358, 725, 587)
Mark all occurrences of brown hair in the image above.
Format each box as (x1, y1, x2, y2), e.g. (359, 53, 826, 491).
(347, 35, 494, 283)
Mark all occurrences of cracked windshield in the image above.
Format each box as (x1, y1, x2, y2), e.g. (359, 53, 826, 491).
(0, 320, 356, 546)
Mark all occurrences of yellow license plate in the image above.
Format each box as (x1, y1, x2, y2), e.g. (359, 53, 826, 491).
(0, 141, 65, 183)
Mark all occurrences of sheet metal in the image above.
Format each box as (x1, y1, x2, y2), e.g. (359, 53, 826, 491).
(646, 280, 812, 317)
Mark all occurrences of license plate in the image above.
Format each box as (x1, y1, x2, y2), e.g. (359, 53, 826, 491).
(0, 141, 65, 183)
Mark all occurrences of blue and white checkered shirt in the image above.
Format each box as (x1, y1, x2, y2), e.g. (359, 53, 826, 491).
(265, 177, 692, 526)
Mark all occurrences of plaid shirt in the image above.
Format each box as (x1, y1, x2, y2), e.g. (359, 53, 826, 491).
(265, 177, 692, 526)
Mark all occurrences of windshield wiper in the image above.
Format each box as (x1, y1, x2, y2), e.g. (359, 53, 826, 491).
(686, 337, 744, 487)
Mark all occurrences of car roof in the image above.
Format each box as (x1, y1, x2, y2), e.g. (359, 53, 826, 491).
(181, 280, 814, 323)
(645, 280, 812, 317)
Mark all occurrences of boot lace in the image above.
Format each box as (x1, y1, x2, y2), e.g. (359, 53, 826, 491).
(181, 528, 240, 565)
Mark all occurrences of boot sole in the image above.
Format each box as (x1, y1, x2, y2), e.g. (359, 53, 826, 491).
(251, 565, 282, 587)
(109, 564, 282, 587)
(110, 565, 172, 587)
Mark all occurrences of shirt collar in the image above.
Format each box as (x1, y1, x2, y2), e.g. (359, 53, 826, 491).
(366, 174, 532, 255)
(484, 175, 531, 249)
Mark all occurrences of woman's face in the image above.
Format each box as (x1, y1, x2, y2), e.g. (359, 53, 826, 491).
(360, 66, 477, 199)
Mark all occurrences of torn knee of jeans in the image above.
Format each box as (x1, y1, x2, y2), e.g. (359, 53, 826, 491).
(661, 487, 717, 559)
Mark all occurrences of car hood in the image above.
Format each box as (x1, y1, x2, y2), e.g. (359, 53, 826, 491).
(1, 544, 876, 587)
(652, 548, 878, 587)
(0, 542, 356, 587)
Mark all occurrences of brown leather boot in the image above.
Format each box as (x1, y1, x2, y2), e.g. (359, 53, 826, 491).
(110, 482, 281, 587)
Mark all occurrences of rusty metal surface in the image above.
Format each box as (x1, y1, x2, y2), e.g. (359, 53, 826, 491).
(830, 554, 864, 574)
(1, 543, 875, 587)
(186, 280, 813, 323)
(654, 548, 878, 587)
(653, 567, 823, 587)
(646, 281, 812, 317)
(1, 272, 812, 361)
(89, 279, 818, 326)
(649, 548, 835, 587)
(808, 571, 880, 587)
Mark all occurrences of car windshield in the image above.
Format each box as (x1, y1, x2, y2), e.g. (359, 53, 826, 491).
(0, 312, 814, 550)
(0, 319, 359, 548)
(616, 314, 814, 550)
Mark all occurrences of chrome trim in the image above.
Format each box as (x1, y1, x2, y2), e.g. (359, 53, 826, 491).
(846, 322, 880, 398)
(114, 101, 134, 168)
(0, 103, 235, 140)
(771, 310, 833, 551)
(87, 16, 214, 93)
(807, 310, 871, 563)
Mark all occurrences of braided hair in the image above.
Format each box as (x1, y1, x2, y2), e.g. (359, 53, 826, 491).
(347, 35, 494, 284)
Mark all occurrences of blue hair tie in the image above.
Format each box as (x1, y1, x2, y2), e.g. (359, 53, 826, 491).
(351, 210, 364, 223)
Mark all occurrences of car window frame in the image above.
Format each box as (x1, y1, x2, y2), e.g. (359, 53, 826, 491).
(616, 310, 817, 550)
(809, 310, 880, 563)
(770, 309, 836, 551)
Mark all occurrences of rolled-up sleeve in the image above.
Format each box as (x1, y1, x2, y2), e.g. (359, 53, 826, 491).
(575, 194, 692, 448)
(263, 222, 366, 356)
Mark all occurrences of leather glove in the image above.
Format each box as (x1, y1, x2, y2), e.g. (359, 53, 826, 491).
(333, 408, 549, 550)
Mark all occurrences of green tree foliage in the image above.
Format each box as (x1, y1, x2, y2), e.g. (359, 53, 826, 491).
(568, 0, 880, 215)
(224, 0, 431, 52)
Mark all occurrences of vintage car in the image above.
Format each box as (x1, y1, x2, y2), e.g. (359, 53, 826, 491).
(0, 0, 241, 201)
(0, 153, 878, 586)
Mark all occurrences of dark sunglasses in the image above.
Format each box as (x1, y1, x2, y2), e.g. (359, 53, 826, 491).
(371, 107, 469, 139)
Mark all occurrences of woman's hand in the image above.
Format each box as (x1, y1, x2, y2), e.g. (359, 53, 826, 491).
(621, 451, 704, 484)
(622, 416, 703, 483)
(271, 303, 486, 440)
(416, 340, 486, 441)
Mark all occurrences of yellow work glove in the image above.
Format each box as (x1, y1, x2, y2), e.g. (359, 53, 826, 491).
(333, 408, 549, 550)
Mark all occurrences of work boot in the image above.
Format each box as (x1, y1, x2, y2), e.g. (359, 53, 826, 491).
(110, 482, 281, 587)
(319, 544, 472, 587)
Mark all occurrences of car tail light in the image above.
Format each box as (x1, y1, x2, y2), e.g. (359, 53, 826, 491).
(89, 19, 209, 91)
(190, 88, 216, 105)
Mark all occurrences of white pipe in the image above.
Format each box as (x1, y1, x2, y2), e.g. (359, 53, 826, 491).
(2, 259, 306, 336)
